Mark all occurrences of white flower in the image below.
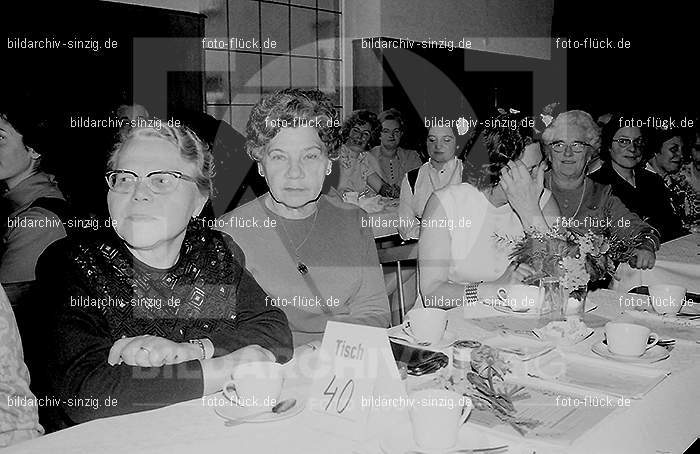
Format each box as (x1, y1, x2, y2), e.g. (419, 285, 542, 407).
(456, 117, 470, 136)
(541, 114, 553, 127)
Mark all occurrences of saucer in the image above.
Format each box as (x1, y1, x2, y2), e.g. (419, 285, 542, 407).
(214, 391, 305, 423)
(389, 325, 458, 348)
(490, 302, 598, 317)
(379, 423, 506, 454)
(591, 341, 670, 364)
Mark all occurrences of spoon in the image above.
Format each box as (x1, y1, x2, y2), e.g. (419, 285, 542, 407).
(224, 398, 297, 427)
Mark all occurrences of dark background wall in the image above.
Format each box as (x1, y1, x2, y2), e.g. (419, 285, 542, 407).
(2, 1, 204, 218)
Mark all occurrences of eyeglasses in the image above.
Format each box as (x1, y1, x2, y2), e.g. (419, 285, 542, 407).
(381, 128, 401, 136)
(612, 137, 646, 149)
(547, 141, 591, 153)
(105, 170, 197, 194)
(350, 127, 371, 139)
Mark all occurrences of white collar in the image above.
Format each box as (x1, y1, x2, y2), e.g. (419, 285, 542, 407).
(428, 157, 458, 173)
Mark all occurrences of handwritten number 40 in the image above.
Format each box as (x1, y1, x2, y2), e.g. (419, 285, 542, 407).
(323, 375, 354, 414)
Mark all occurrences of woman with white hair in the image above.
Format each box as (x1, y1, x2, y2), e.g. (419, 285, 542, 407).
(542, 110, 660, 269)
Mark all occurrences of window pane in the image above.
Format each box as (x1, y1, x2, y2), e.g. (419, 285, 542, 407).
(262, 55, 290, 94)
(318, 59, 340, 105)
(201, 0, 227, 38)
(290, 0, 316, 7)
(290, 7, 316, 57)
(205, 50, 229, 104)
(228, 0, 260, 51)
(291, 57, 317, 89)
(230, 52, 261, 104)
(207, 105, 231, 125)
(231, 105, 254, 135)
(317, 11, 339, 59)
(261, 2, 289, 54)
(318, 0, 340, 11)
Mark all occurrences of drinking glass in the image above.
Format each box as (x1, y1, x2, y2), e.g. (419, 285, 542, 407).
(538, 277, 565, 323)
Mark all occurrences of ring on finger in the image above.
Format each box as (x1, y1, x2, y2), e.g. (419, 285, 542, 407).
(140, 347, 151, 353)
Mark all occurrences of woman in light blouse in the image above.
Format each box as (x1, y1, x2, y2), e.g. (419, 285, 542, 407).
(398, 124, 464, 240)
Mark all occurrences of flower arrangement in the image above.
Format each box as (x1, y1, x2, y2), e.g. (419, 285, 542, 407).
(664, 173, 699, 230)
(495, 226, 639, 289)
(435, 345, 540, 434)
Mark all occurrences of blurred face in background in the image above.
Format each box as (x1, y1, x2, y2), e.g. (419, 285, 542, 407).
(426, 126, 457, 164)
(259, 126, 331, 211)
(654, 136, 683, 175)
(693, 133, 700, 170)
(379, 119, 402, 152)
(347, 122, 372, 151)
(0, 116, 40, 186)
(610, 126, 644, 170)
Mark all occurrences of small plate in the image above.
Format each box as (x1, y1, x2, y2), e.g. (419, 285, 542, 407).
(214, 391, 305, 424)
(388, 325, 458, 349)
(380, 423, 506, 454)
(591, 341, 670, 364)
(489, 302, 598, 317)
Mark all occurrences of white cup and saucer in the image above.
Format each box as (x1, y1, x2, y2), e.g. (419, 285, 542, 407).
(214, 361, 304, 423)
(591, 322, 669, 363)
(401, 308, 456, 347)
(648, 284, 686, 316)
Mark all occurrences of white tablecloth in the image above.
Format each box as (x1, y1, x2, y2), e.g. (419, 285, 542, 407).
(7, 290, 700, 454)
(613, 233, 700, 293)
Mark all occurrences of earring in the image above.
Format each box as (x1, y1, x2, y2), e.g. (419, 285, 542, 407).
(258, 168, 265, 177)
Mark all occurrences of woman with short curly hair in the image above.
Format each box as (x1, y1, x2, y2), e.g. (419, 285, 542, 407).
(336, 109, 385, 196)
(219, 89, 390, 347)
(420, 111, 561, 309)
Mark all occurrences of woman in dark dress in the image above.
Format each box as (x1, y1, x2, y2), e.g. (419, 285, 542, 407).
(588, 113, 685, 241)
(36, 122, 292, 428)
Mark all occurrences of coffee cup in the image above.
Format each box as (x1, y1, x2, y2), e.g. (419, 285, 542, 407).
(402, 308, 448, 344)
(605, 322, 659, 357)
(497, 285, 540, 312)
(648, 284, 686, 315)
(223, 361, 284, 409)
(409, 389, 472, 450)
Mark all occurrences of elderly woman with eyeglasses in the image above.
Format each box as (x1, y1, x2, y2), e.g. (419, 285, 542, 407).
(218, 89, 390, 348)
(544, 110, 660, 269)
(336, 110, 384, 196)
(369, 108, 422, 198)
(35, 123, 292, 427)
(420, 112, 560, 309)
(588, 114, 685, 241)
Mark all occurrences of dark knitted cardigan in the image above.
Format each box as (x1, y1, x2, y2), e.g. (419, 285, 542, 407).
(33, 222, 292, 426)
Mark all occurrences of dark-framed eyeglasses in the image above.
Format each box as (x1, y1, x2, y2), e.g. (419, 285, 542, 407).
(105, 170, 197, 194)
(612, 137, 646, 149)
(547, 141, 591, 153)
(350, 127, 371, 139)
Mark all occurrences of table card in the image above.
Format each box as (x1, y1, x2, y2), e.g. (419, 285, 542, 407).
(306, 321, 405, 441)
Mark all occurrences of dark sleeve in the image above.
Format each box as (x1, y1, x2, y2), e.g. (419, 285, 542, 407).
(604, 192, 661, 252)
(37, 242, 204, 424)
(204, 237, 293, 363)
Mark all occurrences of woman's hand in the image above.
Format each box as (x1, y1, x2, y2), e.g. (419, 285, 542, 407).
(108, 335, 200, 367)
(493, 262, 537, 285)
(629, 248, 656, 270)
(500, 161, 545, 217)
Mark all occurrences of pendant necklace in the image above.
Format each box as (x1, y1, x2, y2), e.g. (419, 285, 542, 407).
(550, 174, 587, 219)
(428, 159, 459, 192)
(277, 208, 319, 276)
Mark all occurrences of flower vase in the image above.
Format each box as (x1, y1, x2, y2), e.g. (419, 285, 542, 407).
(564, 285, 588, 320)
(538, 277, 566, 324)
